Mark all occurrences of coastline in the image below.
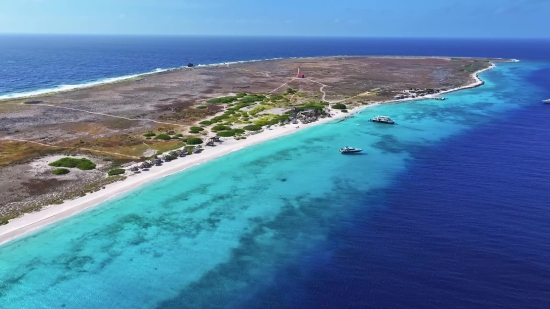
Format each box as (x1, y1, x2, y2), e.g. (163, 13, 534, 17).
(0, 55, 506, 102)
(0, 63, 496, 246)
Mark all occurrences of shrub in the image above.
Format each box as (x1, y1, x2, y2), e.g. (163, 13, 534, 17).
(236, 92, 247, 98)
(240, 95, 266, 104)
(216, 128, 245, 137)
(51, 168, 70, 175)
(143, 131, 156, 137)
(154, 134, 171, 140)
(196, 105, 207, 109)
(211, 124, 232, 132)
(332, 103, 347, 110)
(248, 105, 270, 116)
(49, 158, 96, 170)
(243, 124, 262, 131)
(174, 134, 184, 138)
(216, 130, 237, 137)
(199, 120, 212, 126)
(108, 169, 126, 176)
(190, 126, 204, 132)
(341, 109, 348, 113)
(186, 137, 203, 145)
(207, 96, 239, 104)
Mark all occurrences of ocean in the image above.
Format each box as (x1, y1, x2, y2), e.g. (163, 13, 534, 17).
(0, 37, 550, 308)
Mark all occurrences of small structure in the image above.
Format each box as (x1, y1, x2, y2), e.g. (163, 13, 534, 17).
(193, 145, 203, 154)
(129, 166, 140, 173)
(140, 161, 152, 169)
(178, 149, 187, 157)
(297, 67, 305, 78)
(153, 158, 162, 166)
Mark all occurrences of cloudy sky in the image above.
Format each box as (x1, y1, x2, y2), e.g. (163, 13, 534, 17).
(0, 0, 548, 37)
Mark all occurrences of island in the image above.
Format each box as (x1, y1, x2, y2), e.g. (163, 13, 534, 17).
(0, 56, 504, 241)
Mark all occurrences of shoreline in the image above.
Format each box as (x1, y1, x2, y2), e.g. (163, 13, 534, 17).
(0, 63, 496, 246)
(0, 55, 509, 102)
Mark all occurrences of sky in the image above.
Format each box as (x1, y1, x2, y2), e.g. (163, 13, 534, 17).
(0, 0, 548, 38)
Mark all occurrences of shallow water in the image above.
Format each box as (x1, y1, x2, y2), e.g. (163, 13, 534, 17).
(1, 60, 549, 308)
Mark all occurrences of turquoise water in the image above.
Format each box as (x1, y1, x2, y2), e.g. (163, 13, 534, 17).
(0, 61, 547, 308)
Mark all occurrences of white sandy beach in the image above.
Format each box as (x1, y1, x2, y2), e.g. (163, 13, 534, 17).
(0, 65, 495, 246)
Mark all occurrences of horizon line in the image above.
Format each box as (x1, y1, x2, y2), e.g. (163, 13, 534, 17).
(0, 33, 549, 40)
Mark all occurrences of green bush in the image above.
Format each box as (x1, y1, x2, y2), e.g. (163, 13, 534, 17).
(154, 134, 171, 140)
(217, 130, 237, 137)
(174, 134, 184, 138)
(49, 158, 96, 170)
(332, 103, 347, 110)
(108, 169, 126, 176)
(211, 124, 232, 132)
(186, 137, 203, 145)
(207, 96, 239, 104)
(216, 128, 245, 137)
(240, 95, 266, 104)
(199, 120, 212, 126)
(341, 109, 348, 113)
(51, 168, 70, 175)
(243, 125, 262, 131)
(196, 105, 207, 109)
(143, 131, 156, 137)
(190, 126, 204, 132)
(236, 92, 247, 98)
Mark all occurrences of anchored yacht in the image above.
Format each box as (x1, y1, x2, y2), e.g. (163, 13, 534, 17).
(370, 115, 395, 124)
(339, 146, 362, 154)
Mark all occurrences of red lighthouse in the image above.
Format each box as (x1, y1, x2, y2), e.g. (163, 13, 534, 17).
(297, 67, 305, 78)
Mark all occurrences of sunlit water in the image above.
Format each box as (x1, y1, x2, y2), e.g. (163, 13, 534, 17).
(1, 60, 549, 308)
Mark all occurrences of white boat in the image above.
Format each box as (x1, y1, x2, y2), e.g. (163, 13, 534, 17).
(543, 99, 550, 104)
(370, 115, 395, 124)
(339, 146, 362, 154)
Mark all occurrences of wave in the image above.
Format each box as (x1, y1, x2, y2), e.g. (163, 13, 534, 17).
(0, 68, 171, 101)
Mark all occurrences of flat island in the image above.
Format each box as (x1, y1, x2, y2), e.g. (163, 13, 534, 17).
(0, 56, 502, 241)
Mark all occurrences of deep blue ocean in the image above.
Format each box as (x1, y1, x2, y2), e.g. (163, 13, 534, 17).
(0, 37, 550, 308)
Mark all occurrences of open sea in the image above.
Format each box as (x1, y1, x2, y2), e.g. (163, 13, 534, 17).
(1, 36, 550, 308)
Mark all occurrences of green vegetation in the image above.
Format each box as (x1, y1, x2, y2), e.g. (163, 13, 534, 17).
(243, 124, 262, 131)
(196, 105, 207, 109)
(186, 137, 203, 145)
(154, 133, 172, 141)
(108, 169, 126, 176)
(207, 95, 239, 104)
(240, 95, 266, 104)
(254, 114, 290, 126)
(216, 128, 246, 137)
(248, 105, 270, 116)
(332, 103, 347, 110)
(236, 92, 247, 98)
(51, 168, 70, 175)
(199, 120, 212, 126)
(190, 126, 204, 132)
(143, 131, 156, 137)
(49, 157, 96, 170)
(286, 88, 297, 94)
(211, 124, 232, 132)
(173, 134, 184, 138)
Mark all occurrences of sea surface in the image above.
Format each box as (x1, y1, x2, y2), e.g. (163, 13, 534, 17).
(0, 37, 550, 308)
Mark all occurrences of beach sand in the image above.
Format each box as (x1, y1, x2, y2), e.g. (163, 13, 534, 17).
(0, 66, 494, 246)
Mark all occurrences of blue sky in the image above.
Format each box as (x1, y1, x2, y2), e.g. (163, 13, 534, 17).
(0, 0, 548, 37)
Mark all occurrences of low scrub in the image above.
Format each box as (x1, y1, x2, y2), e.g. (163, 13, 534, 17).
(207, 96, 239, 104)
(243, 124, 262, 131)
(108, 169, 126, 176)
(186, 137, 203, 145)
(196, 105, 207, 109)
(49, 157, 96, 170)
(216, 129, 245, 137)
(51, 168, 70, 175)
(143, 131, 156, 137)
(332, 103, 347, 110)
(190, 126, 204, 132)
(154, 134, 171, 140)
(211, 124, 232, 132)
(199, 120, 212, 126)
